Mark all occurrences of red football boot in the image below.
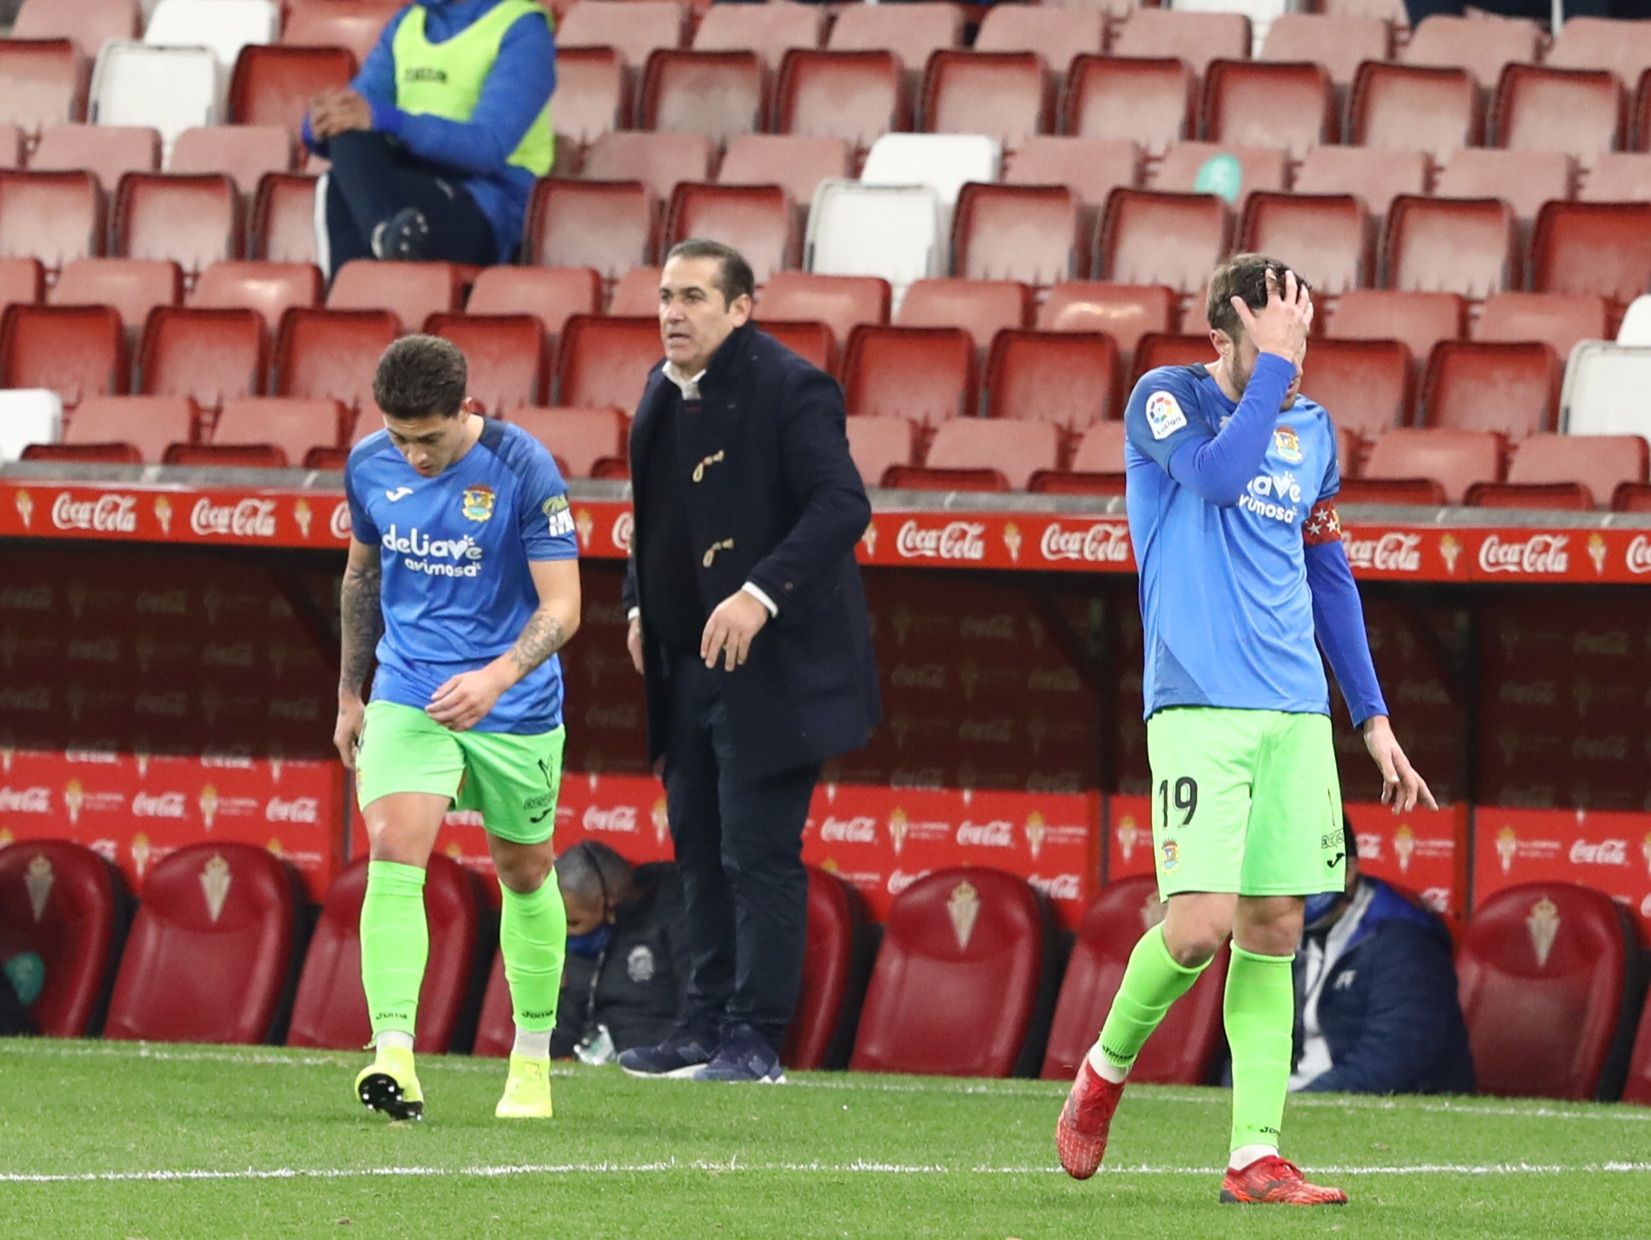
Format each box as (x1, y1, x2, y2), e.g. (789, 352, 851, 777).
(1055, 1060, 1125, 1180)
(1219, 1155, 1349, 1206)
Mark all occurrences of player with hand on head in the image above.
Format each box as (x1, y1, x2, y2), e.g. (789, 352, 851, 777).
(335, 334, 581, 1122)
(1055, 255, 1435, 1205)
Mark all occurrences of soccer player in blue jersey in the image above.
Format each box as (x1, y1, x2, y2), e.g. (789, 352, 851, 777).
(335, 335, 581, 1121)
(1056, 256, 1436, 1204)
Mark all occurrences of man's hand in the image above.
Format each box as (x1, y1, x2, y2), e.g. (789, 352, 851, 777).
(701, 590, 769, 671)
(1362, 715, 1437, 814)
(334, 694, 365, 770)
(627, 615, 645, 674)
(1230, 267, 1313, 362)
(310, 89, 372, 140)
(427, 666, 510, 732)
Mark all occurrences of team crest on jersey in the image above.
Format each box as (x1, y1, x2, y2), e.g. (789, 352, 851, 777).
(1160, 840, 1179, 873)
(461, 484, 495, 522)
(1273, 426, 1303, 464)
(1145, 391, 1188, 441)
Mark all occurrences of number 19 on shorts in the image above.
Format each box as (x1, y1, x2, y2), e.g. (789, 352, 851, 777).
(1157, 777, 1198, 829)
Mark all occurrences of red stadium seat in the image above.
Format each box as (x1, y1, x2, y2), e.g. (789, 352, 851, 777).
(828, 2, 965, 81)
(1293, 146, 1427, 224)
(286, 855, 484, 1054)
(326, 259, 464, 331)
(1363, 427, 1505, 503)
(1330, 476, 1447, 506)
(1404, 14, 1540, 90)
(32, 122, 158, 186)
(1615, 482, 1651, 512)
(1458, 882, 1641, 1100)
(283, 0, 401, 66)
(666, 182, 796, 285)
(1113, 9, 1251, 74)
(1028, 468, 1125, 496)
(924, 416, 1060, 487)
(192, 259, 323, 333)
(776, 49, 903, 154)
(1327, 289, 1465, 374)
(1582, 152, 1651, 201)
(0, 122, 19, 168)
(951, 183, 1080, 289)
(896, 278, 1029, 350)
(1494, 64, 1624, 165)
(1037, 282, 1176, 365)
(64, 394, 196, 461)
(693, 0, 824, 71)
(1549, 16, 1651, 84)
(1202, 59, 1335, 157)
(973, 4, 1104, 68)
(1261, 14, 1392, 93)
(850, 867, 1054, 1076)
(640, 49, 762, 147)
(984, 329, 1120, 436)
(1530, 201, 1651, 310)
(783, 866, 868, 1071)
(527, 179, 653, 282)
(14, 0, 137, 55)
(1435, 148, 1574, 226)
(1420, 340, 1558, 439)
(0, 839, 127, 1037)
(272, 306, 398, 413)
(763, 318, 835, 373)
(842, 325, 975, 427)
(1132, 332, 1213, 381)
(163, 441, 289, 468)
(557, 0, 685, 69)
(1005, 137, 1139, 240)
(1303, 338, 1413, 444)
(52, 256, 181, 336)
(1475, 292, 1609, 362)
(249, 172, 319, 264)
(468, 265, 601, 338)
(0, 39, 86, 143)
(0, 169, 102, 274)
(104, 843, 304, 1044)
(609, 265, 663, 317)
(509, 406, 628, 479)
(1070, 420, 1127, 474)
(1350, 62, 1481, 163)
(880, 463, 1009, 492)
(845, 414, 916, 489)
(137, 306, 264, 410)
(760, 272, 889, 349)
(922, 51, 1050, 152)
(1624, 986, 1651, 1105)
(720, 134, 851, 224)
(114, 173, 239, 278)
(1064, 55, 1196, 155)
(1504, 431, 1648, 503)
(213, 396, 346, 462)
(1464, 480, 1594, 511)
(1238, 192, 1370, 297)
(0, 255, 43, 309)
(169, 124, 293, 198)
(1383, 195, 1517, 300)
(1041, 877, 1230, 1083)
(1097, 188, 1232, 298)
(229, 44, 355, 134)
(1154, 142, 1287, 207)
(426, 313, 547, 413)
(551, 46, 622, 156)
(556, 315, 661, 414)
(584, 130, 713, 207)
(0, 302, 124, 408)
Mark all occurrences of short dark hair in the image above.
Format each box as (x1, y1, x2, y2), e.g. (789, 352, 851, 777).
(665, 238, 755, 307)
(555, 839, 634, 903)
(372, 334, 467, 419)
(1205, 253, 1310, 343)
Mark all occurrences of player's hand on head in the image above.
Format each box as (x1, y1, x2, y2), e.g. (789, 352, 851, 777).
(1230, 266, 1312, 363)
(700, 590, 769, 672)
(426, 668, 508, 732)
(1362, 715, 1437, 814)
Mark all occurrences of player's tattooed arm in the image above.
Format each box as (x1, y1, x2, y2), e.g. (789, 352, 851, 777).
(338, 538, 383, 698)
(509, 607, 570, 679)
(505, 557, 582, 683)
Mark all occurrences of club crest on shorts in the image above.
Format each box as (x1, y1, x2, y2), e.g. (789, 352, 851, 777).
(1160, 839, 1179, 873)
(1273, 426, 1303, 464)
(461, 484, 495, 522)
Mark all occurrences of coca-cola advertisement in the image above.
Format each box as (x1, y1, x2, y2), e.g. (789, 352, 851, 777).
(1346, 803, 1465, 919)
(1473, 807, 1651, 939)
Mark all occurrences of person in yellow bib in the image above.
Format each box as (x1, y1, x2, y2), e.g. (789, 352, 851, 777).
(303, 0, 555, 274)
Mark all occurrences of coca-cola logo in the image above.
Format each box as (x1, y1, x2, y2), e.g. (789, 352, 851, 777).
(1028, 873, 1082, 900)
(1479, 534, 1570, 575)
(1039, 522, 1130, 564)
(266, 796, 319, 824)
(329, 501, 351, 540)
(887, 868, 924, 895)
(132, 791, 186, 818)
(0, 785, 51, 813)
(66, 748, 120, 765)
(956, 820, 1014, 847)
(51, 493, 137, 534)
(819, 815, 877, 843)
(583, 805, 638, 833)
(612, 511, 634, 553)
(1344, 532, 1423, 573)
(895, 520, 986, 562)
(190, 498, 278, 539)
(1569, 838, 1628, 866)
(1627, 535, 1651, 576)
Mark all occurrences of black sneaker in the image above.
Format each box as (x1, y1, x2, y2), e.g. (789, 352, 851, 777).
(370, 206, 431, 261)
(698, 1023, 786, 1084)
(616, 1023, 718, 1080)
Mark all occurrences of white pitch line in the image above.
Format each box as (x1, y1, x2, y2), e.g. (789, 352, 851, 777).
(6, 1160, 1651, 1186)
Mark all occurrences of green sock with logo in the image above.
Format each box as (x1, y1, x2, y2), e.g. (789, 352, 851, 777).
(360, 860, 428, 1043)
(500, 876, 567, 1040)
(1224, 945, 1296, 1156)
(1091, 923, 1208, 1077)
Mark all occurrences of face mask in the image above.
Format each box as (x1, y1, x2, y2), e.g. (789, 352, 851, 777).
(1302, 892, 1343, 931)
(566, 923, 614, 960)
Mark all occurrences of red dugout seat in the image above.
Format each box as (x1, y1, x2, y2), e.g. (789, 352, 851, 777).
(1303, 338, 1412, 444)
(1071, 420, 1127, 474)
(882, 463, 1010, 492)
(21, 441, 139, 464)
(1350, 62, 1481, 163)
(760, 272, 889, 349)
(229, 44, 355, 134)
(1458, 882, 1642, 1100)
(640, 49, 762, 147)
(764, 318, 835, 373)
(608, 265, 663, 317)
(0, 39, 86, 143)
(1327, 290, 1465, 374)
(138, 306, 264, 410)
(1239, 192, 1370, 297)
(0, 302, 124, 408)
(1549, 16, 1651, 85)
(922, 51, 1050, 152)
(1435, 148, 1573, 231)
(1420, 340, 1558, 439)
(52, 256, 181, 336)
(1113, 9, 1251, 74)
(556, 315, 661, 415)
(32, 123, 158, 186)
(1502, 431, 1648, 505)
(896, 278, 1029, 350)
(845, 414, 916, 489)
(192, 259, 323, 333)
(1582, 152, 1651, 201)
(114, 172, 239, 278)
(850, 867, 1054, 1076)
(1202, 59, 1335, 157)
(828, 2, 964, 81)
(973, 5, 1104, 68)
(1132, 332, 1213, 381)
(557, 0, 685, 74)
(1097, 188, 1232, 298)
(924, 416, 1060, 488)
(1006, 137, 1139, 240)
(287, 855, 484, 1053)
(584, 130, 713, 208)
(1615, 482, 1651, 512)
(427, 312, 547, 413)
(327, 258, 464, 331)
(65, 394, 196, 461)
(1383, 195, 1517, 301)
(283, 0, 401, 66)
(554, 46, 623, 152)
(1530, 201, 1651, 310)
(1362, 427, 1504, 503)
(720, 134, 850, 224)
(0, 123, 19, 168)
(250, 172, 319, 264)
(170, 124, 293, 198)
(527, 179, 653, 282)
(1474, 292, 1609, 363)
(1404, 14, 1539, 91)
(783, 865, 869, 1071)
(666, 182, 796, 285)
(1260, 14, 1391, 93)
(213, 396, 347, 463)
(1494, 63, 1624, 165)
(1037, 282, 1175, 365)
(105, 843, 304, 1044)
(1293, 146, 1426, 224)
(693, 0, 824, 72)
(0, 839, 128, 1037)
(164, 442, 290, 468)
(510, 406, 628, 479)
(0, 169, 102, 275)
(1064, 55, 1195, 155)
(1042, 876, 1229, 1083)
(842, 324, 975, 427)
(468, 265, 600, 338)
(272, 306, 398, 413)
(776, 49, 904, 154)
(985, 329, 1120, 434)
(952, 183, 1081, 289)
(14, 0, 139, 55)
(1464, 480, 1594, 511)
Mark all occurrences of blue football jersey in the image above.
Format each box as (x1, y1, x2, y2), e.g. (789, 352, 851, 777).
(345, 418, 579, 734)
(1124, 361, 1341, 719)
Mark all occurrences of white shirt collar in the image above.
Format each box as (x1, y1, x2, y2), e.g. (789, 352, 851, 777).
(663, 361, 706, 400)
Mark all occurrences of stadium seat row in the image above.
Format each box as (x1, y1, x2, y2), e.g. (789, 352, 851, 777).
(5, 837, 1649, 1100)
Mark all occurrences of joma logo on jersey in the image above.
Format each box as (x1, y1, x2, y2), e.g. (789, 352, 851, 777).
(461, 485, 495, 522)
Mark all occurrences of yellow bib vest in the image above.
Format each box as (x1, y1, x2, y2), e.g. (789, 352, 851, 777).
(392, 0, 554, 177)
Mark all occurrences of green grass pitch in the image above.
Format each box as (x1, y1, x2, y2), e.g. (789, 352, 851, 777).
(2, 1040, 1649, 1239)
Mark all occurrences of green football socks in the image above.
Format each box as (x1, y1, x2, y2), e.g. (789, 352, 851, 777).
(1093, 923, 1208, 1075)
(360, 860, 428, 1041)
(500, 876, 567, 1034)
(1224, 945, 1295, 1154)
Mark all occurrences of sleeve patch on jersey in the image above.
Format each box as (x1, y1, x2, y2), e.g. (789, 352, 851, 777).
(1304, 500, 1343, 545)
(1145, 391, 1188, 441)
(542, 493, 576, 538)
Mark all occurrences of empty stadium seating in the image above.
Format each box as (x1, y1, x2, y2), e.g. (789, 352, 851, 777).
(1097, 189, 1232, 298)
(922, 51, 1050, 152)
(229, 44, 354, 134)
(1434, 149, 1573, 227)
(0, 170, 102, 274)
(1293, 145, 1426, 223)
(1350, 62, 1481, 163)
(64, 393, 195, 461)
(827, 1, 964, 87)
(272, 306, 397, 413)
(783, 866, 869, 1071)
(1133, 332, 1214, 381)
(720, 134, 851, 224)
(1112, 8, 1250, 74)
(283, 0, 400, 66)
(1495, 63, 1624, 166)
(1239, 192, 1370, 296)
(1384, 196, 1517, 301)
(327, 259, 463, 331)
(1560, 342, 1651, 438)
(0, 39, 86, 142)
(985, 329, 1120, 435)
(1064, 55, 1196, 155)
(14, 0, 141, 58)
(1327, 289, 1465, 374)
(169, 124, 291, 196)
(844, 414, 916, 489)
(1005, 137, 1139, 236)
(1530, 201, 1651, 310)
(32, 122, 158, 184)
(556, 315, 661, 415)
(973, 5, 1104, 70)
(1420, 341, 1559, 439)
(1261, 13, 1391, 92)
(841, 325, 974, 426)
(776, 49, 904, 153)
(509, 406, 628, 479)
(760, 271, 889, 349)
(1583, 152, 1651, 201)
(113, 172, 238, 278)
(1405, 14, 1539, 90)
(468, 265, 600, 337)
(1203, 59, 1336, 158)
(89, 42, 218, 152)
(0, 387, 63, 460)
(692, 0, 824, 72)
(212, 396, 346, 464)
(427, 313, 547, 413)
(192, 259, 322, 331)
(0, 302, 125, 408)
(1304, 338, 1413, 444)
(53, 256, 180, 336)
(1362, 428, 1504, 503)
(249, 171, 318, 264)
(805, 181, 943, 300)
(952, 183, 1081, 289)
(585, 130, 713, 208)
(666, 182, 796, 285)
(1037, 282, 1176, 364)
(896, 277, 1026, 354)
(554, 46, 624, 152)
(0, 255, 43, 309)
(921, 415, 1060, 489)
(640, 49, 762, 147)
(1475, 293, 1609, 364)
(527, 179, 653, 283)
(138, 306, 264, 410)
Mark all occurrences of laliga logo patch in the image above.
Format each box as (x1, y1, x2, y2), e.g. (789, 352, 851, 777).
(1145, 391, 1187, 441)
(1273, 426, 1303, 464)
(461, 484, 495, 523)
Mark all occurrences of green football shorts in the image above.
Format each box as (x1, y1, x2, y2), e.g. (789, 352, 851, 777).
(355, 701, 564, 846)
(1145, 706, 1344, 899)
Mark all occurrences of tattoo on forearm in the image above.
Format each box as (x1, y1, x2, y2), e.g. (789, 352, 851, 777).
(338, 558, 383, 695)
(509, 608, 569, 679)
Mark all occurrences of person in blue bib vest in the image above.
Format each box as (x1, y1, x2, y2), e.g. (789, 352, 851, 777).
(302, 0, 556, 275)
